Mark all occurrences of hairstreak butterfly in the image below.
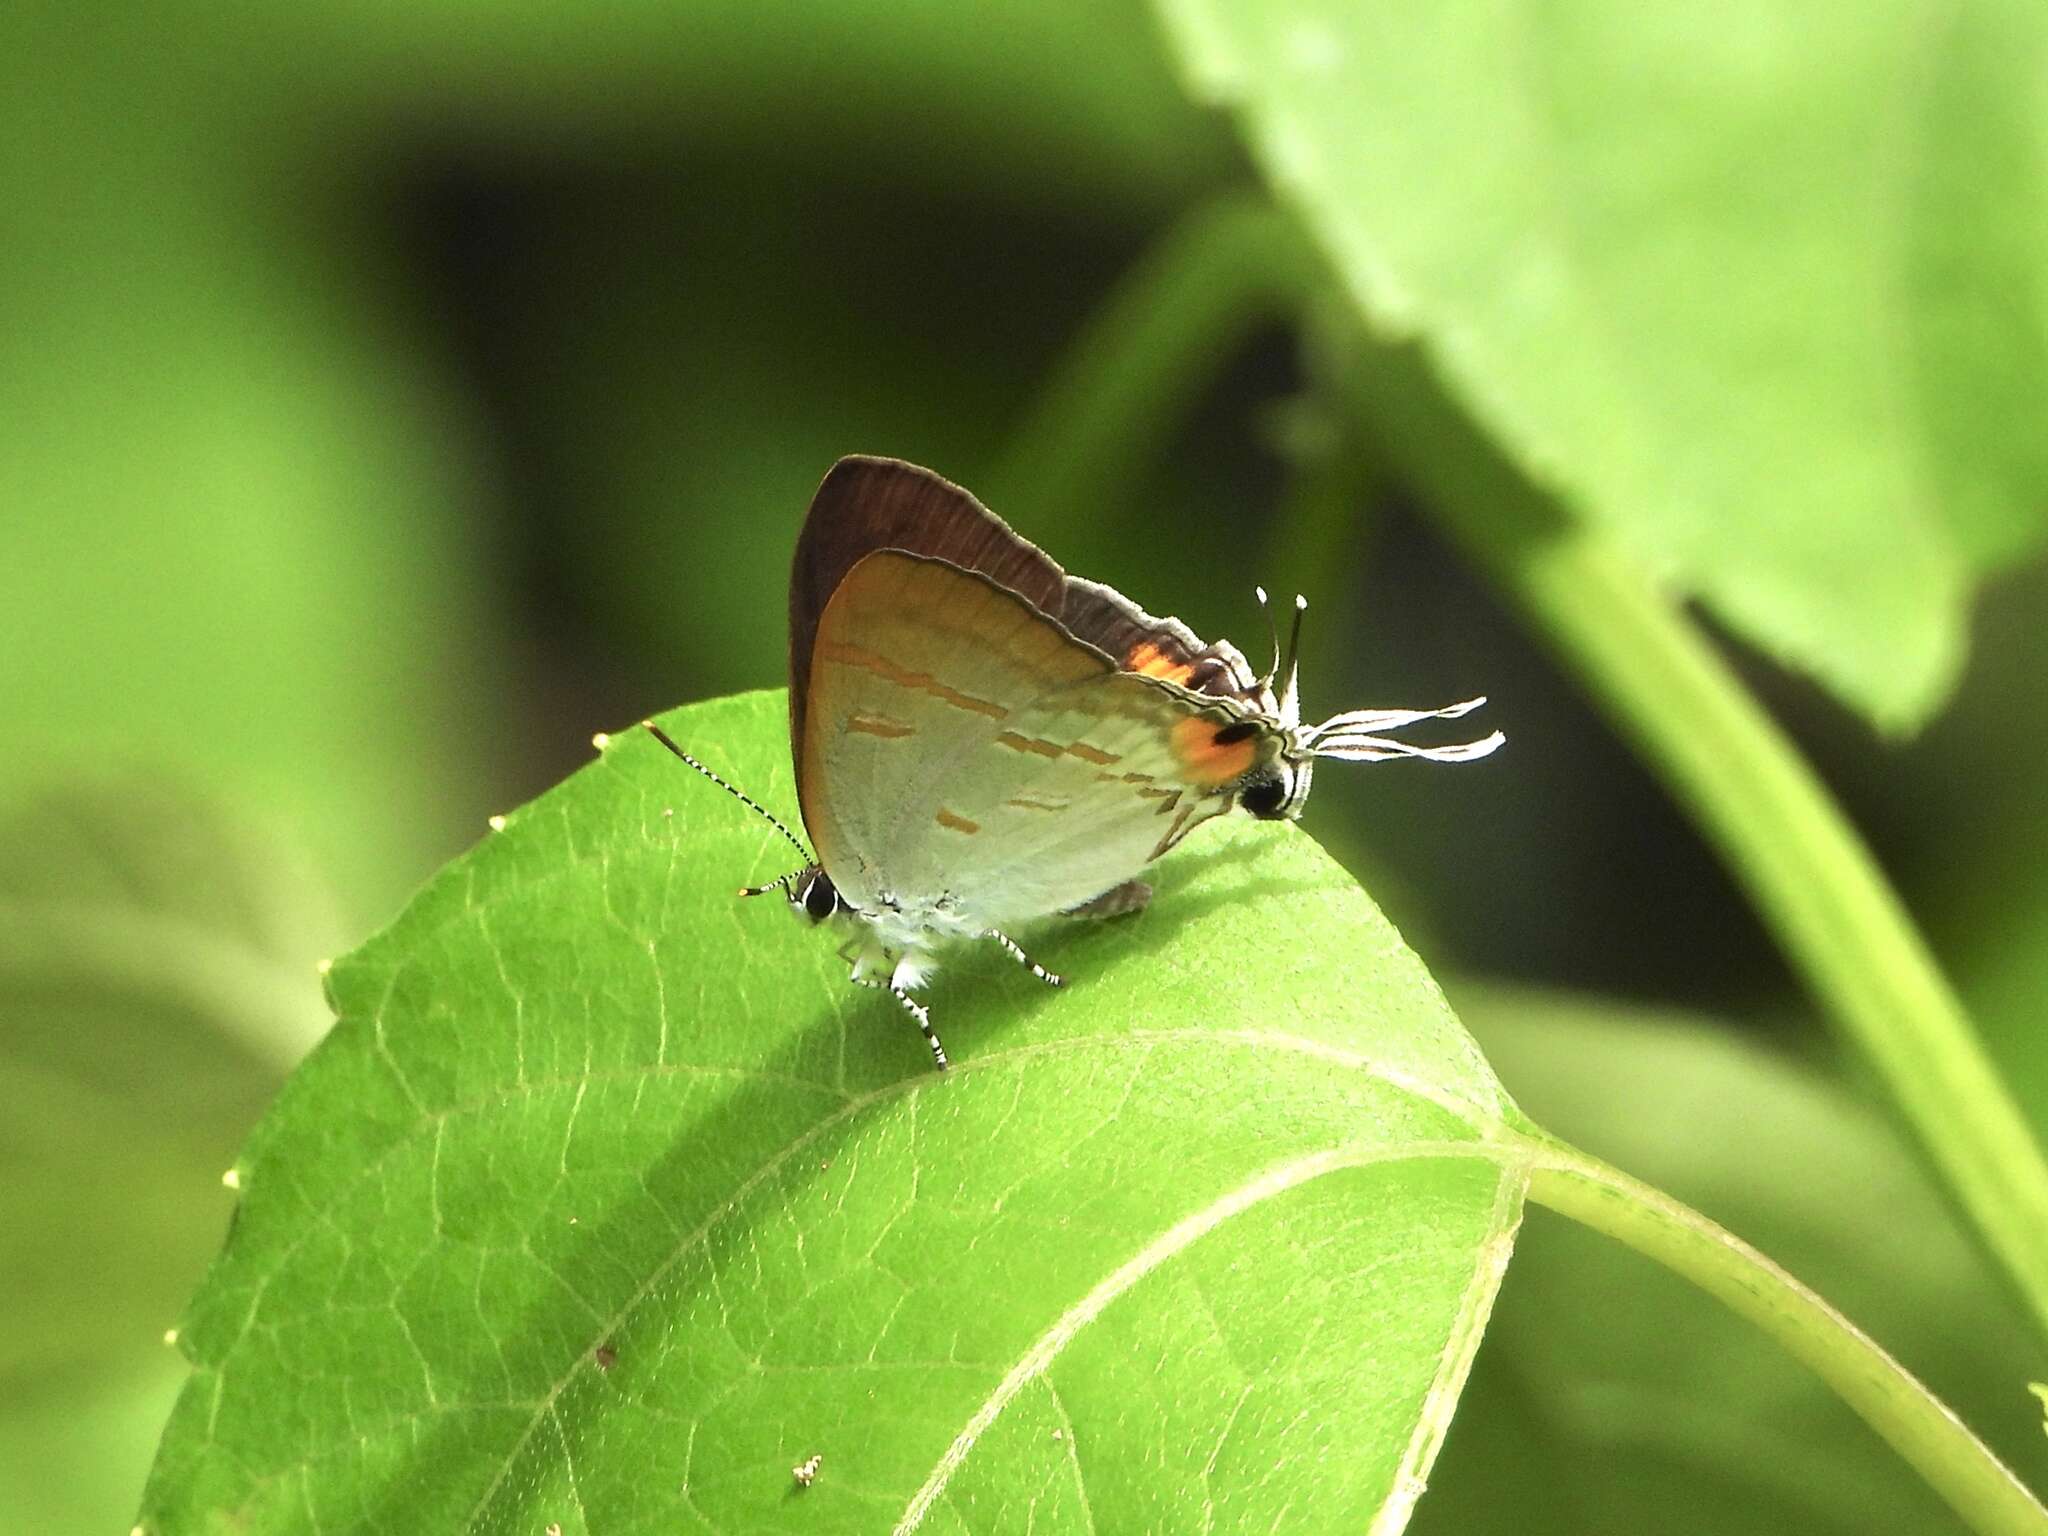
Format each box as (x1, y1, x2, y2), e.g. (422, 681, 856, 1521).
(646, 455, 1501, 1069)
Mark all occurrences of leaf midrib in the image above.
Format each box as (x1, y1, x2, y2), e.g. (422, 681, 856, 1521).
(185, 1019, 1508, 1527)
(433, 1028, 1502, 1527)
(892, 1137, 1523, 1533)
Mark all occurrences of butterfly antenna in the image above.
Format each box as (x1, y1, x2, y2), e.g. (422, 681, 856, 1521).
(1253, 586, 1282, 689)
(1277, 594, 1307, 729)
(641, 721, 814, 870)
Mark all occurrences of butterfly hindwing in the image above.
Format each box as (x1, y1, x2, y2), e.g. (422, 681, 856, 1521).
(800, 551, 1281, 925)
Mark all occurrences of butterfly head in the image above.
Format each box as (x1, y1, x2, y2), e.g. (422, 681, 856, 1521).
(789, 866, 843, 924)
(1231, 590, 1505, 823)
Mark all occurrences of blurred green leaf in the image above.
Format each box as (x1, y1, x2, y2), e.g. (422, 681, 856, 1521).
(0, 781, 333, 1533)
(1415, 987, 2045, 1536)
(142, 690, 1523, 1533)
(506, 172, 1073, 710)
(261, 0, 1230, 211)
(0, 1358, 191, 1536)
(0, 24, 499, 917)
(1152, 0, 2048, 728)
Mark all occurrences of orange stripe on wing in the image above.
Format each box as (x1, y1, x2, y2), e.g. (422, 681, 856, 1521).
(994, 730, 1122, 766)
(935, 808, 980, 834)
(819, 640, 1010, 720)
(846, 712, 916, 738)
(994, 730, 1059, 759)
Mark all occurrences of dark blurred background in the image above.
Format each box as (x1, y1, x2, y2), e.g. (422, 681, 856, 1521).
(5, 2, 2044, 1530)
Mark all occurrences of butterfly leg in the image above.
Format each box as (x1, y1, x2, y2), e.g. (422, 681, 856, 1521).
(985, 929, 1064, 988)
(892, 987, 950, 1071)
(849, 971, 950, 1071)
(1065, 879, 1152, 920)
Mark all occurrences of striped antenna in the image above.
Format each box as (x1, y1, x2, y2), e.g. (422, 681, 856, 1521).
(641, 722, 814, 874)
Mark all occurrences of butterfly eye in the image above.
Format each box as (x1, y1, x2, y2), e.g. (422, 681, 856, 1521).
(799, 870, 841, 922)
(1237, 769, 1291, 820)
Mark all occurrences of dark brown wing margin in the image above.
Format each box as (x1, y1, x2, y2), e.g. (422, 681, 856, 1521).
(789, 456, 1266, 755)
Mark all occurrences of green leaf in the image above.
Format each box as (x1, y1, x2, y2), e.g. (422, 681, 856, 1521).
(0, 780, 330, 1533)
(141, 690, 1523, 1533)
(1152, 0, 2048, 728)
(1416, 987, 2043, 1536)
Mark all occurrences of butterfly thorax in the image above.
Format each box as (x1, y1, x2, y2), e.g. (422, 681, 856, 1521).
(778, 863, 970, 989)
(836, 898, 974, 992)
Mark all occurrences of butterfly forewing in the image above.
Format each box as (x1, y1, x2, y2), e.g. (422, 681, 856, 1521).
(800, 552, 1276, 926)
(790, 458, 1275, 765)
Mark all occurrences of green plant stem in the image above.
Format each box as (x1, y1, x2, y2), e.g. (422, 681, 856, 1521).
(1519, 1137, 2048, 1536)
(1332, 333, 2048, 1338)
(985, 191, 1322, 527)
(1004, 196, 2048, 1334)
(999, 185, 2048, 1532)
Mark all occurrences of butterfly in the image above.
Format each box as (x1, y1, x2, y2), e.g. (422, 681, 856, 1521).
(646, 455, 1502, 1069)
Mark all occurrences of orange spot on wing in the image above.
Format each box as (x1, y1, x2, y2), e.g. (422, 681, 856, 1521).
(1171, 716, 1261, 786)
(935, 807, 980, 834)
(1126, 640, 1196, 685)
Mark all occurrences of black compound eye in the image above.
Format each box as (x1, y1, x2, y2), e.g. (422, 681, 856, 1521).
(801, 871, 839, 921)
(1238, 772, 1289, 820)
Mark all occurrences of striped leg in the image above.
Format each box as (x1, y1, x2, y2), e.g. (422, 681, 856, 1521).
(986, 929, 1064, 988)
(853, 975, 950, 1070)
(892, 988, 950, 1070)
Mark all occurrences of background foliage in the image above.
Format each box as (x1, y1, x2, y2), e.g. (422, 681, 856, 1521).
(4, 0, 2045, 1530)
